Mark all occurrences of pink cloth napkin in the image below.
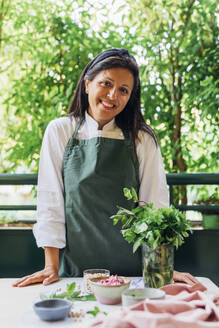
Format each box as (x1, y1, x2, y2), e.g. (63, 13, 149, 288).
(87, 283, 219, 328)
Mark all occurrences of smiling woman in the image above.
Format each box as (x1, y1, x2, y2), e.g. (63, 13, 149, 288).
(13, 48, 200, 288)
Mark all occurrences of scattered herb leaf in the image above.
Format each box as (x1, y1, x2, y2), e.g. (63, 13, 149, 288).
(40, 282, 96, 302)
(87, 306, 107, 317)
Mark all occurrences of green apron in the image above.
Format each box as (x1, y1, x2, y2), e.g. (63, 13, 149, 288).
(59, 118, 142, 277)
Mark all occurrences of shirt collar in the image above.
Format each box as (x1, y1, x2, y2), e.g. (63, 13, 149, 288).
(85, 111, 117, 132)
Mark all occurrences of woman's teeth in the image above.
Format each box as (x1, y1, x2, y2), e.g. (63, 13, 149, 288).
(101, 100, 115, 108)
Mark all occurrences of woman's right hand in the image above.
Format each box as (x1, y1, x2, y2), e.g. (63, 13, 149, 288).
(12, 265, 59, 287)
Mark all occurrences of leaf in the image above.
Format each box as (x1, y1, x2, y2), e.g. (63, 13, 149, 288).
(133, 237, 144, 253)
(50, 292, 68, 299)
(66, 282, 76, 294)
(131, 188, 138, 202)
(116, 206, 135, 216)
(132, 207, 144, 214)
(71, 291, 81, 298)
(122, 217, 134, 228)
(123, 188, 132, 200)
(87, 306, 101, 317)
(134, 222, 148, 234)
(78, 294, 96, 301)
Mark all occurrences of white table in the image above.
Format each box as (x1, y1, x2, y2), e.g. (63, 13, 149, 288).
(1, 277, 219, 328)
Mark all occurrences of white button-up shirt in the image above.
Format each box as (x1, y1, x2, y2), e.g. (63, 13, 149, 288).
(33, 112, 169, 249)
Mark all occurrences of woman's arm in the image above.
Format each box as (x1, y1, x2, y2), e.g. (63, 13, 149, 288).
(13, 118, 74, 287)
(137, 131, 169, 208)
(13, 247, 59, 287)
(33, 118, 72, 249)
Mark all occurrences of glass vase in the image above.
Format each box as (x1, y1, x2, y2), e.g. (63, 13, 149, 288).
(142, 243, 174, 288)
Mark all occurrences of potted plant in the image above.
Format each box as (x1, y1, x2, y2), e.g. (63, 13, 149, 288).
(194, 189, 219, 229)
(111, 188, 191, 288)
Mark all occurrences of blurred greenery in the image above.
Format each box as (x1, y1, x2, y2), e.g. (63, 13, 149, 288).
(126, 0, 218, 174)
(0, 0, 218, 203)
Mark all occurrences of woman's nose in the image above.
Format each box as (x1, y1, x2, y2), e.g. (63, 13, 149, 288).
(107, 87, 118, 100)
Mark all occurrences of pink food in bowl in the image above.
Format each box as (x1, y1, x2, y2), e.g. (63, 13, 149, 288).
(90, 275, 131, 305)
(98, 274, 125, 286)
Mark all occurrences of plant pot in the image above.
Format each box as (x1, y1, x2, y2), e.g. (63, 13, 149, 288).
(202, 214, 219, 229)
(142, 243, 174, 288)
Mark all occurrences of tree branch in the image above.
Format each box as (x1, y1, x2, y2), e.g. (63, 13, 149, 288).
(176, 0, 196, 56)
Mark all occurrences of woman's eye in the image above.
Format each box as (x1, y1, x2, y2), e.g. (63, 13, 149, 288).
(120, 88, 129, 95)
(100, 81, 111, 87)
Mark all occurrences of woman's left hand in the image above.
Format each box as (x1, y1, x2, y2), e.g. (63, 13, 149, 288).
(173, 270, 206, 290)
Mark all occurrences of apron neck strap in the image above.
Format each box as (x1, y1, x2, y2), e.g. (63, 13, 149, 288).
(72, 117, 85, 139)
(122, 129, 130, 140)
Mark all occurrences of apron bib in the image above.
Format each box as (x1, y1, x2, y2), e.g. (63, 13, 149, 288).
(60, 118, 142, 277)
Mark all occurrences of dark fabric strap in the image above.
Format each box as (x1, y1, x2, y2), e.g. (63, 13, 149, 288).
(72, 117, 85, 139)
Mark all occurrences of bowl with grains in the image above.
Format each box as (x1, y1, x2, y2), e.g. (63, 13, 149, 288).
(83, 268, 110, 293)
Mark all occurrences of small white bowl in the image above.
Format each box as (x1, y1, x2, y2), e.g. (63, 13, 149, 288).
(89, 276, 131, 305)
(122, 288, 165, 307)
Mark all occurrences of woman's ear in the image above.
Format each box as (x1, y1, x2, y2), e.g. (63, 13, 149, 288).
(84, 77, 89, 94)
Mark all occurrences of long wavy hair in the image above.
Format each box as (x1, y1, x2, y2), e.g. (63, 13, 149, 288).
(68, 48, 157, 151)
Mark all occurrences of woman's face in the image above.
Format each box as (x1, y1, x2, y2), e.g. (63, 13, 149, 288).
(84, 67, 134, 129)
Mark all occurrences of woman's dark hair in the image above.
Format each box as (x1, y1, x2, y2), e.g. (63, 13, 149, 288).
(68, 48, 157, 150)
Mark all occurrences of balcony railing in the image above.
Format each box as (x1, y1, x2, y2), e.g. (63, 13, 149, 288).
(0, 173, 219, 219)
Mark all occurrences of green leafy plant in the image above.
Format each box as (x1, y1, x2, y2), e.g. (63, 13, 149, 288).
(111, 188, 192, 288)
(87, 306, 107, 317)
(111, 188, 192, 253)
(40, 282, 96, 302)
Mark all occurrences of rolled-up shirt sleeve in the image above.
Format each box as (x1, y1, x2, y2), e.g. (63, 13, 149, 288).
(33, 119, 71, 249)
(137, 131, 169, 209)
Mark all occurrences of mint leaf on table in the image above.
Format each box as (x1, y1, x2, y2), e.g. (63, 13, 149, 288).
(77, 293, 96, 301)
(87, 306, 100, 317)
(66, 282, 76, 294)
(87, 306, 107, 317)
(40, 282, 96, 301)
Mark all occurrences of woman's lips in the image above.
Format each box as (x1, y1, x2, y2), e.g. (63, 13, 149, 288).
(99, 99, 117, 110)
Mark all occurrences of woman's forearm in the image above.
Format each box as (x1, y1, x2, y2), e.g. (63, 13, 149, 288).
(44, 247, 59, 271)
(13, 247, 60, 287)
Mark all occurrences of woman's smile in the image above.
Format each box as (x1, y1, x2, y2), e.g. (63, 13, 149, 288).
(99, 99, 117, 111)
(101, 100, 115, 109)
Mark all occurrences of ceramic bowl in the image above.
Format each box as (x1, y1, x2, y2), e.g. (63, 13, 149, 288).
(89, 276, 131, 305)
(122, 288, 165, 307)
(33, 299, 72, 321)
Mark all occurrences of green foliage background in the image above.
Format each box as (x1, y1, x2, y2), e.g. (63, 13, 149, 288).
(0, 0, 218, 185)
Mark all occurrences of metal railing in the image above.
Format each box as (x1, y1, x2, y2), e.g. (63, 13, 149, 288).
(0, 174, 37, 212)
(167, 173, 219, 213)
(0, 173, 219, 216)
